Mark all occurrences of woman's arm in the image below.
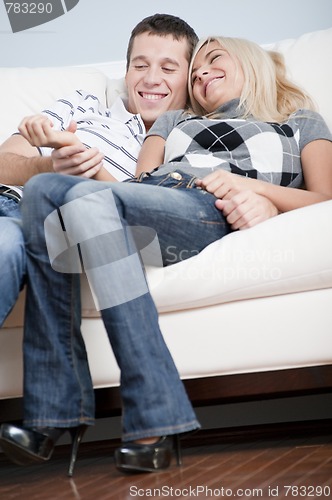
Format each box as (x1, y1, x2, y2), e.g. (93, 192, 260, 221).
(300, 139, 332, 197)
(19, 114, 79, 150)
(93, 167, 117, 182)
(135, 135, 166, 177)
(256, 139, 332, 211)
(197, 139, 332, 213)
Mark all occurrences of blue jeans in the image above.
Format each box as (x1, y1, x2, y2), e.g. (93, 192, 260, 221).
(0, 196, 26, 326)
(20, 171, 231, 441)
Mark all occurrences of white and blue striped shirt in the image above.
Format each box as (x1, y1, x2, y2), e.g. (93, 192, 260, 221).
(40, 90, 146, 181)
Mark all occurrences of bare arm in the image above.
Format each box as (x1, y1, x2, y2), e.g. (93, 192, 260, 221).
(93, 167, 117, 182)
(135, 135, 166, 176)
(0, 134, 53, 185)
(0, 115, 105, 184)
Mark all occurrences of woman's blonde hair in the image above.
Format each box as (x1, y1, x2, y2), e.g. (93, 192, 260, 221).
(188, 36, 315, 122)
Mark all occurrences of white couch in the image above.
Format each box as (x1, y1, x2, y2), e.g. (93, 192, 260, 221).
(1, 28, 332, 421)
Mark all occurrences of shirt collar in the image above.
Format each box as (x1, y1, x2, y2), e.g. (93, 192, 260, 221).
(209, 98, 244, 119)
(109, 96, 146, 132)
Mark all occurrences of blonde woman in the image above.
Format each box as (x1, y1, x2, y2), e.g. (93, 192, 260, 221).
(137, 35, 332, 227)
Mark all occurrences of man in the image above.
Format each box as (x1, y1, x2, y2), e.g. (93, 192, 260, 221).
(0, 13, 199, 326)
(0, 14, 201, 476)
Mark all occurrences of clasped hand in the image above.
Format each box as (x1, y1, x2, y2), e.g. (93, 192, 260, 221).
(196, 170, 278, 229)
(18, 114, 104, 177)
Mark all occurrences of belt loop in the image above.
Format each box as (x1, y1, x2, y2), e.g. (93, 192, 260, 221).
(187, 175, 198, 189)
(0, 186, 21, 203)
(137, 171, 151, 182)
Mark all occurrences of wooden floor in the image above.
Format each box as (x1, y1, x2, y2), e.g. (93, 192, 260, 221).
(0, 421, 331, 499)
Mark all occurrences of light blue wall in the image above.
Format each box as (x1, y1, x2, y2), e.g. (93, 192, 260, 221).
(1, 0, 331, 67)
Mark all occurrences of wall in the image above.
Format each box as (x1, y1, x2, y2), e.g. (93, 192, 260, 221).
(0, 0, 331, 67)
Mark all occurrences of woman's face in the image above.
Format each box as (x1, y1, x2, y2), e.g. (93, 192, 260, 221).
(191, 40, 244, 113)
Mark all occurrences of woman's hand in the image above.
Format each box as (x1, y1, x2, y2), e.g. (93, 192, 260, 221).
(18, 115, 80, 149)
(215, 190, 279, 229)
(197, 170, 278, 229)
(196, 169, 257, 199)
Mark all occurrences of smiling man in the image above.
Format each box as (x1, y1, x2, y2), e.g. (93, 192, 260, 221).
(125, 30, 190, 133)
(0, 14, 201, 476)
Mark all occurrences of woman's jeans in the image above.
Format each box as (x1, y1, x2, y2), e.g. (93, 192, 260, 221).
(0, 196, 26, 326)
(20, 171, 231, 441)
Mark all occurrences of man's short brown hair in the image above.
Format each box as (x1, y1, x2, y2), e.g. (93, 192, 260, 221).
(126, 13, 198, 70)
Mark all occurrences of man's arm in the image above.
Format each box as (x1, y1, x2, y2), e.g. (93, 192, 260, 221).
(0, 134, 53, 185)
(0, 116, 105, 185)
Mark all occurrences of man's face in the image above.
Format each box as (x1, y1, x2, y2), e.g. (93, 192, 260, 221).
(125, 33, 190, 131)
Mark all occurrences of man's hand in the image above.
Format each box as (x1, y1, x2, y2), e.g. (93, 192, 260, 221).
(51, 144, 104, 178)
(215, 190, 279, 229)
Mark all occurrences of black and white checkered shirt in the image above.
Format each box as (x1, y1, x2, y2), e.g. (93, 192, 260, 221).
(148, 99, 332, 187)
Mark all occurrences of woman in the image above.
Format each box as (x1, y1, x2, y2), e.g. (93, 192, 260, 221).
(1, 36, 331, 476)
(136, 36, 332, 218)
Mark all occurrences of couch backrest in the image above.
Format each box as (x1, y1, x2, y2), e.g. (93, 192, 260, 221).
(0, 66, 108, 143)
(264, 28, 332, 131)
(0, 28, 331, 145)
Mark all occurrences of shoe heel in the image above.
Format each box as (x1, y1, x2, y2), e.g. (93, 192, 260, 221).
(173, 435, 182, 466)
(67, 425, 88, 477)
(115, 434, 182, 473)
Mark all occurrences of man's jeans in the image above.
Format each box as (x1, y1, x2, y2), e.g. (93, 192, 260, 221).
(0, 196, 25, 326)
(20, 171, 231, 441)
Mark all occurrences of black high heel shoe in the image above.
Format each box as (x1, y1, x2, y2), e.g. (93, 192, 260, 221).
(0, 423, 87, 476)
(114, 435, 181, 473)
